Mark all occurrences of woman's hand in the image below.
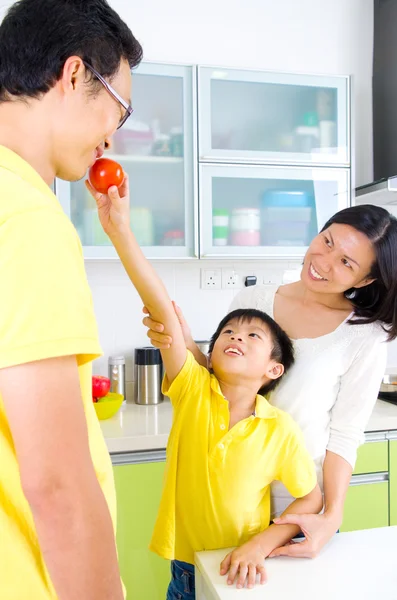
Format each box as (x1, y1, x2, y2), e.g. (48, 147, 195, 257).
(142, 302, 192, 349)
(269, 512, 340, 559)
(85, 175, 130, 239)
(220, 538, 267, 589)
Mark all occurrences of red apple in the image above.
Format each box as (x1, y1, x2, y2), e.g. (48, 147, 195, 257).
(92, 375, 111, 399)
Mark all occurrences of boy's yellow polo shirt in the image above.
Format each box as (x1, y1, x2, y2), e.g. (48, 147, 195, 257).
(150, 351, 317, 564)
(0, 146, 118, 599)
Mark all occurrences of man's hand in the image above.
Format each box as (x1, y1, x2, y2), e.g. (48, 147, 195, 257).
(269, 512, 340, 559)
(220, 538, 267, 589)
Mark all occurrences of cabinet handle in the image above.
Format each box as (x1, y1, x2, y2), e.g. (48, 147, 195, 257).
(111, 449, 166, 465)
(350, 472, 389, 486)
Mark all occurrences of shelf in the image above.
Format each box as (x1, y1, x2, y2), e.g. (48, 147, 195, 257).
(107, 154, 183, 165)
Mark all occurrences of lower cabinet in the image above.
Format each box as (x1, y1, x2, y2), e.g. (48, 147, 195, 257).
(113, 457, 169, 600)
(111, 436, 397, 596)
(340, 475, 389, 532)
(389, 439, 397, 526)
(340, 438, 389, 532)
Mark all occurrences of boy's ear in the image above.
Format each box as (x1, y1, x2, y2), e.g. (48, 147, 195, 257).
(267, 362, 284, 380)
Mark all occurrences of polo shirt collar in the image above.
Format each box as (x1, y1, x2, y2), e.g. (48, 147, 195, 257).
(0, 145, 58, 202)
(254, 394, 277, 419)
(210, 374, 277, 419)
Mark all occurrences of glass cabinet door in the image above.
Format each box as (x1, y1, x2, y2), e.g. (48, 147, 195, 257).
(198, 67, 349, 166)
(200, 164, 349, 258)
(56, 63, 197, 259)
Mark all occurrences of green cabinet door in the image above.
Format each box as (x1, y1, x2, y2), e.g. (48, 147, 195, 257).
(340, 476, 389, 532)
(390, 440, 397, 526)
(353, 441, 388, 475)
(113, 461, 170, 600)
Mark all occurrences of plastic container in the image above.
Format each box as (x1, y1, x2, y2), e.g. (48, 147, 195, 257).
(169, 127, 184, 157)
(130, 208, 153, 246)
(230, 208, 261, 231)
(163, 230, 185, 246)
(261, 190, 314, 247)
(230, 208, 260, 246)
(212, 208, 229, 246)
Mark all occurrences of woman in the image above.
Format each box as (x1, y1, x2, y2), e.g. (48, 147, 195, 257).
(143, 204, 397, 558)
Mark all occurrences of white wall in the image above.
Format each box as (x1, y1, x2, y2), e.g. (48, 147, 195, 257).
(4, 0, 393, 390)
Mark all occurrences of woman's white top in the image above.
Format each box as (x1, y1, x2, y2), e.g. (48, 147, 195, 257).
(230, 285, 388, 517)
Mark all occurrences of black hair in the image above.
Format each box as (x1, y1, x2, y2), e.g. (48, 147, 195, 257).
(0, 0, 143, 101)
(209, 308, 294, 396)
(321, 204, 397, 340)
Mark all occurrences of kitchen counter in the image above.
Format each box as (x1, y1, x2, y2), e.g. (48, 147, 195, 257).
(195, 527, 397, 599)
(101, 399, 397, 454)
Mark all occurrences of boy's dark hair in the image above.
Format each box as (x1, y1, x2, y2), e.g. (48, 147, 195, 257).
(0, 0, 143, 102)
(209, 308, 294, 396)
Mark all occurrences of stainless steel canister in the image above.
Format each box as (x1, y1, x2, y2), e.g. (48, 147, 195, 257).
(108, 355, 126, 403)
(134, 347, 163, 405)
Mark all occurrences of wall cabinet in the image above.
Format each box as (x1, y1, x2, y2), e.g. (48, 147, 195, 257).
(56, 62, 197, 259)
(199, 164, 349, 258)
(198, 66, 349, 167)
(55, 63, 351, 260)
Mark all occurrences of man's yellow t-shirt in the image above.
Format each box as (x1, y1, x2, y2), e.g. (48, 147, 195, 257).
(150, 351, 317, 564)
(0, 146, 118, 599)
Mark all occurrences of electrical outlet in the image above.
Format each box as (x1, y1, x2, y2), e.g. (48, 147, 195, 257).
(201, 269, 222, 289)
(222, 269, 241, 289)
(262, 270, 282, 285)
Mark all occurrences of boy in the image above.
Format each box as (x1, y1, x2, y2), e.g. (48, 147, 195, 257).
(87, 177, 323, 598)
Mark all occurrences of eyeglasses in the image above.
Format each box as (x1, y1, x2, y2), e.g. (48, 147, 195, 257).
(83, 60, 133, 130)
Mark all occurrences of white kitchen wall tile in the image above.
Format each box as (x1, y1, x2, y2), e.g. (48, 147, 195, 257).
(87, 262, 175, 380)
(173, 264, 233, 340)
(88, 282, 117, 376)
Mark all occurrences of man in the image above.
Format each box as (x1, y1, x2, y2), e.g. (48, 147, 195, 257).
(0, 1, 142, 598)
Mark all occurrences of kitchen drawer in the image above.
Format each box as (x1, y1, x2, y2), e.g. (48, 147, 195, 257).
(353, 440, 388, 475)
(340, 475, 389, 532)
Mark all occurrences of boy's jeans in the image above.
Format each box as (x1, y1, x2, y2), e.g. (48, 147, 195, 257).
(166, 560, 195, 600)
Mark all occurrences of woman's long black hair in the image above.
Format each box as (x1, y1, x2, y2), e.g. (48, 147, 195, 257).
(321, 204, 397, 340)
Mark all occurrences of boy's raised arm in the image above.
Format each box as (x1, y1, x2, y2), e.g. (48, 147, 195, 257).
(87, 178, 187, 383)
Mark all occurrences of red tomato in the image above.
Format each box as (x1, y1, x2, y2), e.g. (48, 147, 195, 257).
(89, 158, 124, 194)
(92, 375, 111, 399)
(92, 397, 98, 403)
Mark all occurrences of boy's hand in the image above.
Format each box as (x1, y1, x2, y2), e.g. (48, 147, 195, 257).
(142, 302, 192, 349)
(85, 175, 130, 239)
(220, 538, 267, 589)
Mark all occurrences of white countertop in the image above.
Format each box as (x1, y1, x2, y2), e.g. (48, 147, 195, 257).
(195, 527, 397, 600)
(100, 398, 397, 454)
(101, 400, 173, 453)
